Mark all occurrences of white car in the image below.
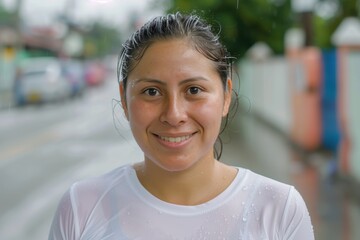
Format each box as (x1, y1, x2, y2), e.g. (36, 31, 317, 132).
(15, 57, 72, 105)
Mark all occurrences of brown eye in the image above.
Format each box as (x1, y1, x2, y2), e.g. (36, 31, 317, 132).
(144, 88, 160, 96)
(187, 87, 201, 95)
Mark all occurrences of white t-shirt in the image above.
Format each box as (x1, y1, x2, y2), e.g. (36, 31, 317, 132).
(49, 164, 314, 240)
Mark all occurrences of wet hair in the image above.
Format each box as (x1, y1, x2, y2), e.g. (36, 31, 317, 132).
(117, 12, 237, 160)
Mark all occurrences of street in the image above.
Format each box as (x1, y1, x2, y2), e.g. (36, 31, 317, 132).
(0, 78, 142, 240)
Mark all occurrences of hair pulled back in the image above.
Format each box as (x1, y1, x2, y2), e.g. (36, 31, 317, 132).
(117, 12, 231, 91)
(117, 12, 236, 160)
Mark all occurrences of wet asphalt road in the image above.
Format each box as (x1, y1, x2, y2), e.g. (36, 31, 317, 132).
(0, 79, 141, 240)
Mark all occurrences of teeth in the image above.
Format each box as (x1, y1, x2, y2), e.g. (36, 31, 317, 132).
(160, 135, 191, 143)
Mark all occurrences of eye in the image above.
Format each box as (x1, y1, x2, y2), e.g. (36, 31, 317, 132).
(143, 88, 160, 96)
(187, 86, 202, 95)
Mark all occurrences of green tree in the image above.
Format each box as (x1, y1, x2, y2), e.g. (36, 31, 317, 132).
(314, 0, 359, 49)
(154, 0, 294, 58)
(83, 22, 121, 58)
(0, 3, 16, 27)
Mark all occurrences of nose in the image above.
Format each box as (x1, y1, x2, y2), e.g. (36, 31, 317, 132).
(160, 94, 188, 126)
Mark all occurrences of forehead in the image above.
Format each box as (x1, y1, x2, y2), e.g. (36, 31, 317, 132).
(141, 39, 207, 66)
(128, 39, 218, 81)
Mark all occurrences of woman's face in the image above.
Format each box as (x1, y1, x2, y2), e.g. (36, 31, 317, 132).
(120, 39, 232, 172)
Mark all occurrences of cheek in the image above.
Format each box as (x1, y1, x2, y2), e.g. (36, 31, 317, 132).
(193, 98, 224, 129)
(127, 100, 155, 129)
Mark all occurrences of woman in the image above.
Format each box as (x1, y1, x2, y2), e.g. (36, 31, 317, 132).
(49, 12, 314, 239)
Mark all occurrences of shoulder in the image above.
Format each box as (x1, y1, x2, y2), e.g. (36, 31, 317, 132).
(65, 165, 133, 224)
(245, 170, 306, 209)
(238, 169, 307, 219)
(49, 165, 134, 239)
(241, 169, 294, 197)
(69, 164, 132, 202)
(241, 169, 313, 239)
(59, 164, 133, 220)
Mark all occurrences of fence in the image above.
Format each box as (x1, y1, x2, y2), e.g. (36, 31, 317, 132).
(237, 47, 360, 182)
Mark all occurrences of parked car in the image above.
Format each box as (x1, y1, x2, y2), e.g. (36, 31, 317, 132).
(61, 59, 86, 97)
(84, 60, 107, 86)
(14, 57, 72, 105)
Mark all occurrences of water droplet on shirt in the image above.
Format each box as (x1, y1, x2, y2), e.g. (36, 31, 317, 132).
(242, 186, 248, 191)
(242, 217, 247, 222)
(241, 201, 245, 205)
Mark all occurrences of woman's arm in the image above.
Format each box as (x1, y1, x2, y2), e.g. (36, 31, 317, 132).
(48, 189, 79, 240)
(280, 187, 315, 240)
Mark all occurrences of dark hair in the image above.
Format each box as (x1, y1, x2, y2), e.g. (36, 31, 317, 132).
(117, 12, 237, 159)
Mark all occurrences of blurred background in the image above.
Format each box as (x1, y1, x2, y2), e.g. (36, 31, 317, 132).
(0, 0, 360, 239)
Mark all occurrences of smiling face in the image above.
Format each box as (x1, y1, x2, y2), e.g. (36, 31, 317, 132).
(120, 38, 231, 172)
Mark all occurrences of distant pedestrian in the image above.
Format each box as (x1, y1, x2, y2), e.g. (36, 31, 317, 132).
(49, 12, 314, 240)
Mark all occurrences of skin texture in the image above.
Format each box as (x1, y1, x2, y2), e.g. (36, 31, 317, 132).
(120, 38, 237, 205)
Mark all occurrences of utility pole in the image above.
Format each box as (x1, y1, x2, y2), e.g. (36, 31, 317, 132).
(300, 11, 314, 46)
(64, 0, 75, 22)
(14, 0, 23, 32)
(291, 0, 316, 46)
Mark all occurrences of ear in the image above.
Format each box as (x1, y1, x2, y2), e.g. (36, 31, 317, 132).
(119, 82, 129, 120)
(222, 78, 232, 117)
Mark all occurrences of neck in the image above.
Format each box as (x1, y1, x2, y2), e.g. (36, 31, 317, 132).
(134, 156, 237, 205)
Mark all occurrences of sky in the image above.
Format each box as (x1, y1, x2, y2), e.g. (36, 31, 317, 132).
(1, 0, 339, 27)
(1, 0, 165, 27)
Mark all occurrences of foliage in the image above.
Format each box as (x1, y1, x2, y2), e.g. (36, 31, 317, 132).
(153, 0, 360, 55)
(155, 0, 294, 58)
(313, 0, 359, 48)
(0, 3, 16, 27)
(82, 22, 121, 58)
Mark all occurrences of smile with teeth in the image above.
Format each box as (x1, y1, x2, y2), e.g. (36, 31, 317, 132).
(158, 134, 193, 143)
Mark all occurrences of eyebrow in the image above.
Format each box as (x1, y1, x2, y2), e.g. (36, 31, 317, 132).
(133, 77, 209, 86)
(133, 78, 165, 86)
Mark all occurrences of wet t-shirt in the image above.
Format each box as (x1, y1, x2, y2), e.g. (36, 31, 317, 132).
(49, 165, 314, 240)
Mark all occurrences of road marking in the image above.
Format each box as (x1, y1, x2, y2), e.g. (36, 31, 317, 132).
(0, 130, 58, 165)
(0, 102, 127, 168)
